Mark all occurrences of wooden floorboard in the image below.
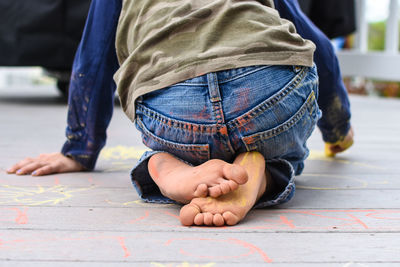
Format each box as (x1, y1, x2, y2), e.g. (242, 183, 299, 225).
(1, 85, 400, 266)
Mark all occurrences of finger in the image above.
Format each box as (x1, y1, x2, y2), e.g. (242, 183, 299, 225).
(32, 165, 57, 176)
(330, 145, 344, 154)
(16, 162, 47, 175)
(7, 158, 36, 173)
(333, 139, 354, 154)
(339, 139, 354, 151)
(6, 164, 20, 173)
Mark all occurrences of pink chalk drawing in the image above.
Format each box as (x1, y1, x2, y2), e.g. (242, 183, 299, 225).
(165, 237, 273, 263)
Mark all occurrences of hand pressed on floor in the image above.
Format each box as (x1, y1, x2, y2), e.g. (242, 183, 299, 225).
(325, 126, 354, 157)
(7, 152, 85, 176)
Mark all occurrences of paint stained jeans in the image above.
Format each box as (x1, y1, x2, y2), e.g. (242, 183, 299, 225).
(131, 65, 320, 207)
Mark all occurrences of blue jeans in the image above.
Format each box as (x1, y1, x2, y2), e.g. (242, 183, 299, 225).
(131, 65, 321, 207)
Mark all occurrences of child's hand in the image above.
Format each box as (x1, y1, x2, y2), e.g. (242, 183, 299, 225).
(6, 153, 85, 176)
(325, 127, 354, 157)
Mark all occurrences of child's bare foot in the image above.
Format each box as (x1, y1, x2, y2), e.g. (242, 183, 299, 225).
(179, 152, 269, 226)
(148, 153, 249, 204)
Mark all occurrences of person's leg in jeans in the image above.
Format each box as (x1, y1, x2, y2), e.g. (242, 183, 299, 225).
(274, 0, 353, 156)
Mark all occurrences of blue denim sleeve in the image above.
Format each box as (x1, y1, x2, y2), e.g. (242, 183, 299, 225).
(61, 0, 123, 170)
(274, 0, 352, 143)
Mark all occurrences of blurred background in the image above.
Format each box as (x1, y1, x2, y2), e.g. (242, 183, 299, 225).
(0, 0, 90, 98)
(0, 0, 399, 99)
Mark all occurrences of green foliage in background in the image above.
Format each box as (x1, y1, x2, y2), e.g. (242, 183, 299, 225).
(366, 21, 400, 98)
(368, 21, 386, 51)
(368, 21, 400, 51)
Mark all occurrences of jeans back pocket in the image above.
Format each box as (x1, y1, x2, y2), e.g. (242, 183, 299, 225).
(136, 110, 211, 166)
(241, 87, 320, 174)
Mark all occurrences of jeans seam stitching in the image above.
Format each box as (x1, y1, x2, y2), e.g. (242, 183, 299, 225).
(136, 118, 210, 152)
(137, 104, 216, 133)
(227, 66, 307, 129)
(218, 65, 272, 84)
(241, 90, 316, 145)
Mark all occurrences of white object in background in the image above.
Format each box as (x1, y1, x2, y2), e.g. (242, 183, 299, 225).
(337, 0, 400, 81)
(0, 67, 45, 88)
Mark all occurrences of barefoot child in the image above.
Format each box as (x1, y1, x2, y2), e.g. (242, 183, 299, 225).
(9, 0, 322, 226)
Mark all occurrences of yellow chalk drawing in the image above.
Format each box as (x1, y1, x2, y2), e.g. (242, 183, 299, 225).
(238, 152, 250, 166)
(100, 145, 149, 161)
(0, 184, 94, 206)
(296, 173, 369, 190)
(238, 152, 261, 192)
(209, 191, 248, 208)
(151, 262, 216, 267)
(105, 198, 174, 207)
(237, 194, 248, 207)
(308, 150, 384, 170)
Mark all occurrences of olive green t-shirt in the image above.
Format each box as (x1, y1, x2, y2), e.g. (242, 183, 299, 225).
(114, 0, 316, 121)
